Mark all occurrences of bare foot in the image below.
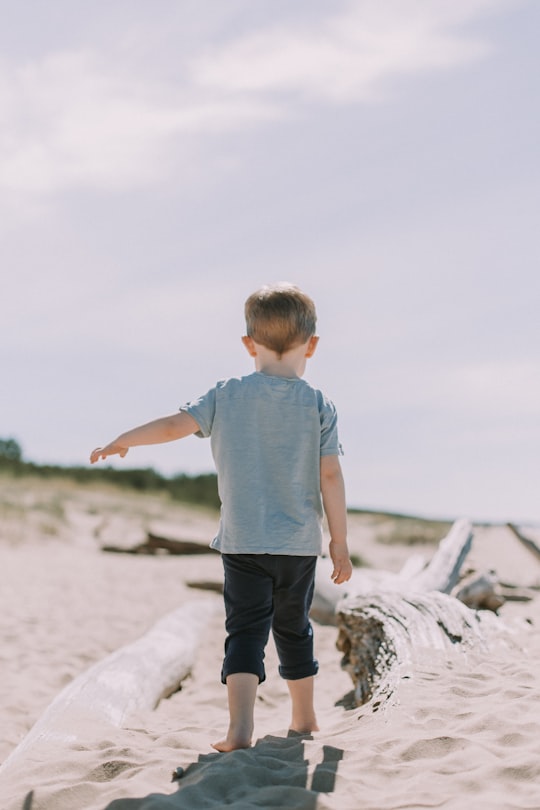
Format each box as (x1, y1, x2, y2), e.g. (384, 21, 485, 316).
(287, 677, 319, 736)
(211, 735, 252, 752)
(214, 673, 257, 752)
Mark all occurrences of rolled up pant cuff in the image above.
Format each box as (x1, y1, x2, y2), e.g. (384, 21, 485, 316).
(278, 659, 319, 681)
(221, 665, 266, 685)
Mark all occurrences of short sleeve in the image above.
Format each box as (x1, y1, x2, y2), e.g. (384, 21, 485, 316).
(179, 386, 216, 438)
(318, 394, 343, 457)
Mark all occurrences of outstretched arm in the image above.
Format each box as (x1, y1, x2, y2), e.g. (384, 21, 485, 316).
(90, 411, 200, 464)
(320, 454, 352, 584)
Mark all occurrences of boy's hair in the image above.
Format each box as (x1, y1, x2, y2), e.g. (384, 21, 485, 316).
(244, 283, 317, 356)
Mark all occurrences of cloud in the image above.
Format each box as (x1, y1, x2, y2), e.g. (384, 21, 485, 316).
(190, 0, 502, 102)
(0, 51, 155, 193)
(0, 48, 279, 199)
(0, 0, 513, 201)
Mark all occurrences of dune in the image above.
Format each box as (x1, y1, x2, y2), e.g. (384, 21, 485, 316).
(1, 478, 539, 809)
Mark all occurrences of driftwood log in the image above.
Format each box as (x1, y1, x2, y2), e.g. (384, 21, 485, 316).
(453, 571, 505, 611)
(507, 522, 540, 562)
(102, 532, 217, 555)
(0, 599, 219, 777)
(312, 518, 473, 624)
(3, 518, 529, 777)
(336, 590, 506, 707)
(330, 519, 519, 707)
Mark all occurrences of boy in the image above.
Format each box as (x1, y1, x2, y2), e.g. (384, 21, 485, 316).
(90, 282, 352, 751)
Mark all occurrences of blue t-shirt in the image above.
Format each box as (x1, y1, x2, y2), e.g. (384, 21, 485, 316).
(180, 372, 341, 555)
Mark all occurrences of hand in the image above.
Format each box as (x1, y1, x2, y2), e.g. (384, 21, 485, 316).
(329, 540, 353, 585)
(90, 442, 129, 464)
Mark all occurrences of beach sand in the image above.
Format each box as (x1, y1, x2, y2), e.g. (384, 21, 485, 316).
(1, 479, 540, 810)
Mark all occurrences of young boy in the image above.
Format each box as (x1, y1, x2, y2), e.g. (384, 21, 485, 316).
(90, 282, 352, 751)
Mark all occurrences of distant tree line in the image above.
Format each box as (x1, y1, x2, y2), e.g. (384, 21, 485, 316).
(0, 437, 220, 510)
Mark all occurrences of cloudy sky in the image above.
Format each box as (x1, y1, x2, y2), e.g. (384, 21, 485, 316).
(2, 0, 539, 524)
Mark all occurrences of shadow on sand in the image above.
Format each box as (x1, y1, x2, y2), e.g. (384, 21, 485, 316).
(102, 732, 344, 809)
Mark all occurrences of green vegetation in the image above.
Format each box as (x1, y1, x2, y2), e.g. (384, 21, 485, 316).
(0, 438, 22, 462)
(0, 437, 220, 510)
(0, 439, 456, 534)
(374, 516, 453, 546)
(347, 507, 454, 545)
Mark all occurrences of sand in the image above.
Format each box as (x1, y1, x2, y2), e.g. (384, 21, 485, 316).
(1, 480, 540, 810)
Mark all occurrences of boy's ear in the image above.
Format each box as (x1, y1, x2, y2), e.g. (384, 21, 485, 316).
(305, 336, 319, 358)
(242, 336, 258, 357)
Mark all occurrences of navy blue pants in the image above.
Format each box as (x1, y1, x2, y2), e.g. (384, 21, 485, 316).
(221, 554, 319, 684)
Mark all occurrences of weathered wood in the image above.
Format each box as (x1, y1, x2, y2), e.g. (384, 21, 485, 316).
(495, 580, 537, 602)
(312, 518, 474, 625)
(405, 517, 473, 593)
(147, 533, 217, 555)
(0, 599, 219, 776)
(453, 571, 505, 612)
(333, 518, 523, 708)
(187, 580, 224, 593)
(507, 523, 540, 562)
(499, 589, 535, 603)
(312, 562, 404, 625)
(453, 566, 536, 611)
(102, 533, 217, 555)
(336, 590, 508, 707)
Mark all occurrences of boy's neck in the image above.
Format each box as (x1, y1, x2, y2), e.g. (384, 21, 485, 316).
(246, 339, 317, 379)
(256, 357, 304, 379)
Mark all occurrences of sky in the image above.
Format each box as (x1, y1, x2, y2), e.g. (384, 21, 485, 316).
(1, 0, 539, 524)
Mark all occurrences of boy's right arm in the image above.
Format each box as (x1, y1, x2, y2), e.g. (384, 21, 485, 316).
(320, 454, 352, 584)
(90, 412, 200, 463)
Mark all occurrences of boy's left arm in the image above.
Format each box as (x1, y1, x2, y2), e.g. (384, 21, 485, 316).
(90, 412, 200, 463)
(320, 454, 353, 584)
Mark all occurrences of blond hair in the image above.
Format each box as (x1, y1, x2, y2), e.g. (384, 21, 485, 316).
(244, 283, 317, 357)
